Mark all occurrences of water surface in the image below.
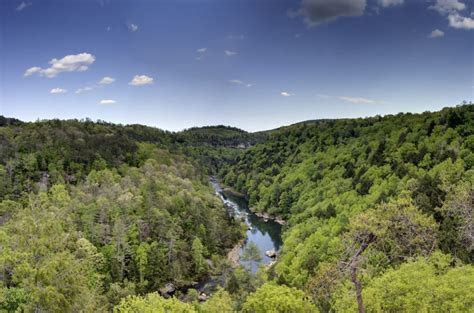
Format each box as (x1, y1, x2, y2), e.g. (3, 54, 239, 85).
(211, 178, 283, 273)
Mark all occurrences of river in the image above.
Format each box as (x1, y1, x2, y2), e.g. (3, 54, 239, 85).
(210, 178, 283, 273)
(178, 178, 283, 297)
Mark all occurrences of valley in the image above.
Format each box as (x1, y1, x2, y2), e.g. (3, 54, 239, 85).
(0, 104, 473, 312)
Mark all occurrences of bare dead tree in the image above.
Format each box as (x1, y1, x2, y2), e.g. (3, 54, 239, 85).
(349, 233, 376, 313)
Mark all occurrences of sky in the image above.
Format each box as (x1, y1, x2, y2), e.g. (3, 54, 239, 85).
(0, 0, 473, 132)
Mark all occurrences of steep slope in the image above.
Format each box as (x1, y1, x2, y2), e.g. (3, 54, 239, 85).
(219, 104, 474, 311)
(0, 119, 243, 311)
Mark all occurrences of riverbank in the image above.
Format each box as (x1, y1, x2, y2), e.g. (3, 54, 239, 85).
(217, 180, 287, 226)
(249, 207, 287, 226)
(211, 177, 283, 274)
(227, 240, 244, 268)
(222, 186, 247, 198)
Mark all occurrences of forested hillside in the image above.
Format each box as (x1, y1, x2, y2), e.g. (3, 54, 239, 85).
(0, 119, 245, 311)
(220, 104, 474, 312)
(1, 105, 473, 312)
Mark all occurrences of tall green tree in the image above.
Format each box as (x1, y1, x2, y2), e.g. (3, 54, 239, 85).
(242, 283, 318, 313)
(242, 242, 263, 271)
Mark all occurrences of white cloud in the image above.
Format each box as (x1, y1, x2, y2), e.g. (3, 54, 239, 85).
(429, 29, 445, 38)
(75, 87, 93, 94)
(429, 0, 473, 30)
(338, 96, 375, 104)
(289, 0, 366, 27)
(317, 93, 330, 99)
(224, 50, 238, 56)
(98, 76, 115, 85)
(129, 75, 154, 86)
(99, 99, 116, 105)
(448, 13, 474, 29)
(281, 91, 294, 97)
(24, 66, 42, 77)
(50, 88, 67, 94)
(197, 48, 207, 53)
(378, 0, 403, 7)
(430, 0, 465, 15)
(24, 53, 95, 78)
(16, 1, 32, 11)
(128, 23, 138, 32)
(229, 80, 252, 87)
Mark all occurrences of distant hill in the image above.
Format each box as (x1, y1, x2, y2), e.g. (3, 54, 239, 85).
(177, 125, 267, 148)
(0, 115, 24, 126)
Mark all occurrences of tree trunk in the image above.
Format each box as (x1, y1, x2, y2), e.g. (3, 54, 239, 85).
(351, 260, 365, 313)
(349, 233, 375, 313)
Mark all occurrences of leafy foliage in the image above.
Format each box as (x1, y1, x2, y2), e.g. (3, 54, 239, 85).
(1, 104, 473, 312)
(220, 104, 474, 311)
(0, 119, 244, 311)
(241, 283, 318, 313)
(114, 293, 196, 312)
(333, 252, 474, 312)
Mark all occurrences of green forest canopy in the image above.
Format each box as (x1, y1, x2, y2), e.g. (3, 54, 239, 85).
(0, 104, 473, 312)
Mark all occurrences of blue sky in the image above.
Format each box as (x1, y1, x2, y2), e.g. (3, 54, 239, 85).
(1, 0, 473, 132)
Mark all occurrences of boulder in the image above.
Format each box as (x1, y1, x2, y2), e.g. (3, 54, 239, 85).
(198, 292, 209, 302)
(266, 260, 276, 269)
(275, 217, 286, 225)
(265, 249, 277, 258)
(159, 283, 175, 296)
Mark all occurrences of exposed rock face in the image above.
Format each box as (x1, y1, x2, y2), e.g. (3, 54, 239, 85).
(227, 241, 243, 267)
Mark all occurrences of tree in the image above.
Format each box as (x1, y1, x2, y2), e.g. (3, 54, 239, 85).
(241, 242, 262, 271)
(192, 237, 205, 275)
(333, 252, 474, 312)
(339, 196, 437, 313)
(135, 242, 150, 288)
(242, 283, 318, 313)
(438, 181, 474, 262)
(0, 186, 106, 312)
(199, 288, 234, 313)
(114, 293, 196, 312)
